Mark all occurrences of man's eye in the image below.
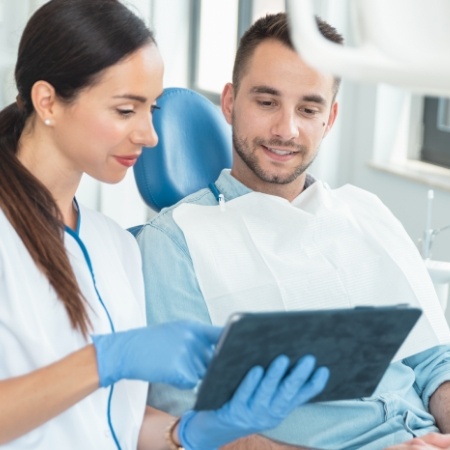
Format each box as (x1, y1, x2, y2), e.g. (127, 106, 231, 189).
(301, 108, 318, 116)
(257, 100, 274, 107)
(151, 105, 161, 113)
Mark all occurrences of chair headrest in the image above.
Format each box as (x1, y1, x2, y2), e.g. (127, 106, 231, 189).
(133, 87, 232, 212)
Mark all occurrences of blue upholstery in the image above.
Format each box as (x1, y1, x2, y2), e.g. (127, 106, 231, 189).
(133, 87, 232, 214)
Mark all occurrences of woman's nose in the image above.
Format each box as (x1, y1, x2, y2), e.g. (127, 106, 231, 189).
(131, 114, 159, 148)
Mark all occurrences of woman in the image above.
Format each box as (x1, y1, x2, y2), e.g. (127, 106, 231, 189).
(0, 1, 329, 448)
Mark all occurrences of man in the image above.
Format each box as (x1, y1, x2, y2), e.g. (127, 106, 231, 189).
(137, 13, 450, 450)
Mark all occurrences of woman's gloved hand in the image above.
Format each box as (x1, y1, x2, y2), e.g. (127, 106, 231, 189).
(91, 321, 222, 388)
(178, 354, 329, 450)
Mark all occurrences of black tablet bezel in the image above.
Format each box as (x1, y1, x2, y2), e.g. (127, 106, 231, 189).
(194, 306, 422, 410)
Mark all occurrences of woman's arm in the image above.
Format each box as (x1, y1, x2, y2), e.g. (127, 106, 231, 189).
(137, 408, 317, 450)
(138, 406, 184, 450)
(138, 406, 176, 450)
(0, 345, 99, 444)
(0, 321, 220, 445)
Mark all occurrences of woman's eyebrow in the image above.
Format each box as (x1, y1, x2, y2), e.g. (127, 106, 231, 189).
(112, 94, 147, 103)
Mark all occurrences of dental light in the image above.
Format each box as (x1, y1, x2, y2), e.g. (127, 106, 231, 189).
(286, 0, 450, 97)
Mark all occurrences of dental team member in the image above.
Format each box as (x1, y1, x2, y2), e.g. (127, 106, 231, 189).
(0, 1, 329, 449)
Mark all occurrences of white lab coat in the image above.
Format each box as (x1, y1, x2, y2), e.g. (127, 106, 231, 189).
(0, 203, 147, 449)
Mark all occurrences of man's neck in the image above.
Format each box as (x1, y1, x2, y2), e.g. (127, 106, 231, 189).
(230, 169, 307, 202)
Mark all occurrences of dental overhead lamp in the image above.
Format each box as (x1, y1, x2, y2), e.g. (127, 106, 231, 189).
(286, 0, 450, 97)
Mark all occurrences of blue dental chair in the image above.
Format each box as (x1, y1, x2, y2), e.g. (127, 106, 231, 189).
(130, 87, 232, 236)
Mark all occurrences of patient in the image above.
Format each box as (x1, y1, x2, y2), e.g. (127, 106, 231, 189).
(137, 13, 450, 450)
(388, 434, 450, 449)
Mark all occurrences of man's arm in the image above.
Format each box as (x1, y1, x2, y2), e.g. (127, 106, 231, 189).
(429, 381, 450, 433)
(137, 220, 212, 326)
(137, 219, 214, 415)
(402, 345, 450, 423)
(221, 435, 321, 450)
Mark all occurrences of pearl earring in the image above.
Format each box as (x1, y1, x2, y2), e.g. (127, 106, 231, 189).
(44, 119, 53, 126)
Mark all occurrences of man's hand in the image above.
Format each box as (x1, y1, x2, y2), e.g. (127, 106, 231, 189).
(385, 433, 450, 449)
(219, 433, 450, 450)
(220, 434, 322, 449)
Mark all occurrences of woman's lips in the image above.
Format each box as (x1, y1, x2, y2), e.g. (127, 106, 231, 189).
(114, 155, 139, 167)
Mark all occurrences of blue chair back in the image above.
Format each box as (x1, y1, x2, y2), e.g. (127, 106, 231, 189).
(133, 87, 232, 214)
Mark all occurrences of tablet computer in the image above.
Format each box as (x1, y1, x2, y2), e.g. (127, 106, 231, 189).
(194, 305, 422, 410)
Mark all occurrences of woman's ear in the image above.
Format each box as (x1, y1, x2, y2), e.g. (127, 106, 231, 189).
(30, 81, 57, 126)
(221, 83, 235, 125)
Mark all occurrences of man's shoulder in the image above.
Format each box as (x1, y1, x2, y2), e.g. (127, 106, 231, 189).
(138, 187, 217, 241)
(336, 183, 388, 209)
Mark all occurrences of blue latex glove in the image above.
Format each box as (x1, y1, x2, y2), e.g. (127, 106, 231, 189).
(91, 321, 222, 388)
(178, 354, 329, 450)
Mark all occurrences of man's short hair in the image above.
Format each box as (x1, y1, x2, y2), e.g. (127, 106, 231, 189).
(232, 12, 344, 97)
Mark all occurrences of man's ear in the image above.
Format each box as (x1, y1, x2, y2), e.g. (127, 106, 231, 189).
(221, 83, 235, 125)
(30, 81, 58, 126)
(323, 101, 339, 138)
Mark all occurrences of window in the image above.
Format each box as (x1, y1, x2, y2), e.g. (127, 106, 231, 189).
(251, 0, 286, 22)
(190, 0, 286, 102)
(194, 0, 239, 96)
(421, 97, 450, 169)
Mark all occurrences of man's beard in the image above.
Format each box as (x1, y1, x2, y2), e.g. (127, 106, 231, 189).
(232, 130, 317, 185)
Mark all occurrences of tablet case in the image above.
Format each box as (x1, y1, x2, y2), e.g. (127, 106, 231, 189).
(194, 306, 422, 410)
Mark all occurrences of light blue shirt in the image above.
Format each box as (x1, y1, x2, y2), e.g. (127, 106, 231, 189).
(137, 169, 450, 450)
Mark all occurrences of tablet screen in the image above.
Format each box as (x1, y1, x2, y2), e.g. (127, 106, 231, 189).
(194, 306, 422, 410)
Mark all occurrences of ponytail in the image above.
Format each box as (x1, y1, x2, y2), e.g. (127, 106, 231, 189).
(0, 102, 91, 336)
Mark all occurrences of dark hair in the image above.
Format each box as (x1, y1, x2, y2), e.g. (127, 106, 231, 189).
(232, 12, 344, 96)
(0, 0, 155, 336)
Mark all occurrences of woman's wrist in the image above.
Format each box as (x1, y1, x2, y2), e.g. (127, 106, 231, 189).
(177, 410, 219, 450)
(165, 417, 184, 450)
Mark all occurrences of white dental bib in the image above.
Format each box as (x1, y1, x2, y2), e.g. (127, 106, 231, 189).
(173, 182, 450, 360)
